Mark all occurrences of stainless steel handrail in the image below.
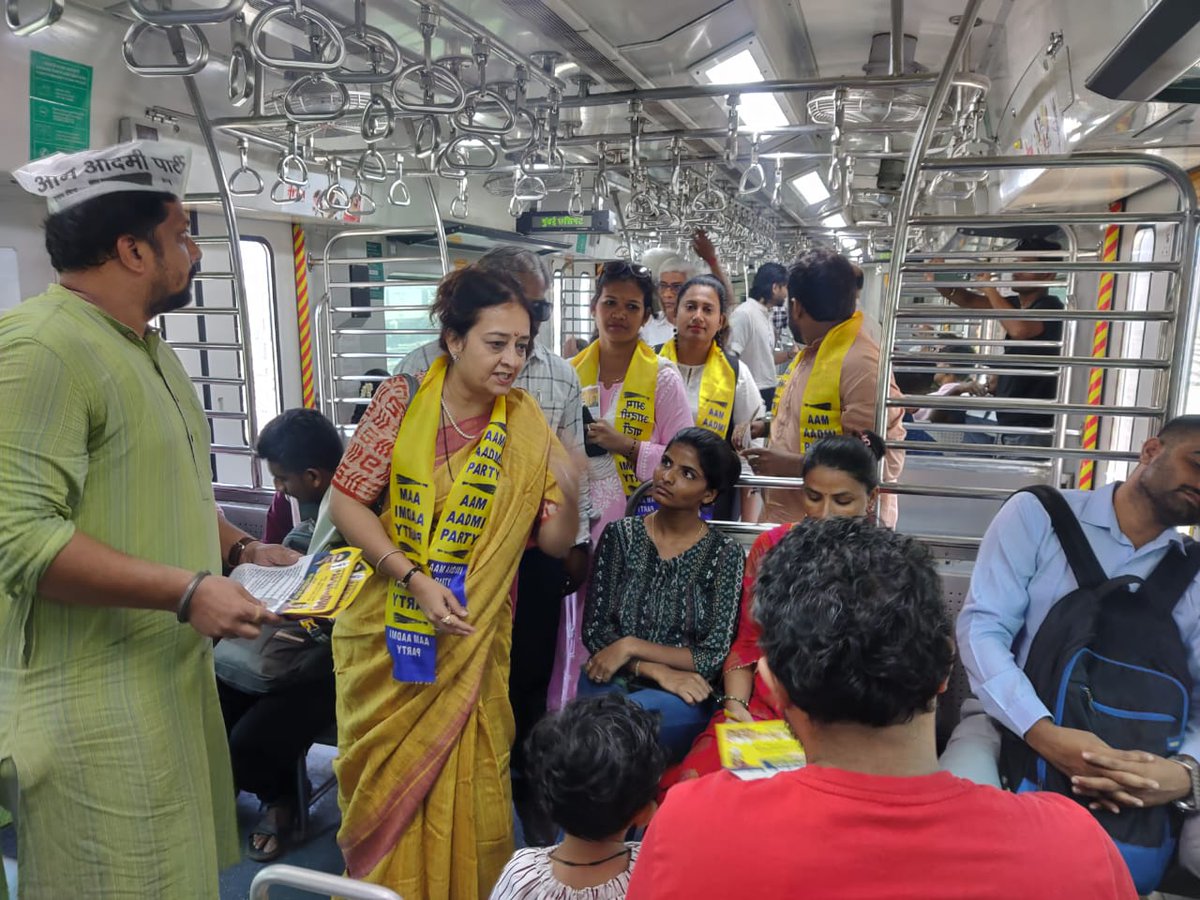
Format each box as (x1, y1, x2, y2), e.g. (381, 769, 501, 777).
(249, 864, 402, 900)
(317, 223, 449, 423)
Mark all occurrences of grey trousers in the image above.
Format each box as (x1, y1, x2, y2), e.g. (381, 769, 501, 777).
(939, 699, 1200, 879)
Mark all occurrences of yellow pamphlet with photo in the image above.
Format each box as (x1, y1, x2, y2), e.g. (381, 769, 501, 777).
(716, 719, 807, 781)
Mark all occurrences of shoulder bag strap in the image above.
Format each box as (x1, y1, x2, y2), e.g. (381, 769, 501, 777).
(1017, 485, 1108, 589)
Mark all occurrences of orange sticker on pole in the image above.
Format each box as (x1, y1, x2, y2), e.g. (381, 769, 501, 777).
(292, 222, 315, 409)
(1078, 201, 1124, 490)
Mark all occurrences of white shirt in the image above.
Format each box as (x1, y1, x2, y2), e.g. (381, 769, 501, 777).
(640, 314, 675, 347)
(727, 300, 776, 390)
(673, 359, 763, 435)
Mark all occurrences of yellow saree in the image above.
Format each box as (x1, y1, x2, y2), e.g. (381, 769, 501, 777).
(334, 388, 561, 900)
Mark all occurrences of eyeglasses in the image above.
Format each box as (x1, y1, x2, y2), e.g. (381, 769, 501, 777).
(658, 280, 686, 293)
(599, 260, 652, 283)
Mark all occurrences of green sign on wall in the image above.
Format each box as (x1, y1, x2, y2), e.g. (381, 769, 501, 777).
(29, 51, 92, 159)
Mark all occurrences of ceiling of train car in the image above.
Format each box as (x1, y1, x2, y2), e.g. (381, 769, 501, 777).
(60, 0, 1200, 261)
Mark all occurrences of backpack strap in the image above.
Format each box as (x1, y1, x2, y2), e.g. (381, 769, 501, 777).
(1017, 485, 1109, 589)
(1141, 539, 1200, 619)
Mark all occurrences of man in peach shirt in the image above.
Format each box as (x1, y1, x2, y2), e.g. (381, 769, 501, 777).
(744, 249, 905, 526)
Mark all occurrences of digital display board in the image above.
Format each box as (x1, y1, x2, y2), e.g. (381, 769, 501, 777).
(516, 209, 616, 235)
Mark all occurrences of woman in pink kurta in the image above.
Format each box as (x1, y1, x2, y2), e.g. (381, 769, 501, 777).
(549, 262, 693, 709)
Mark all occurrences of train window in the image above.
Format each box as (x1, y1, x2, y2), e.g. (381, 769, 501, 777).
(239, 238, 282, 440)
(1107, 226, 1156, 482)
(383, 282, 439, 360)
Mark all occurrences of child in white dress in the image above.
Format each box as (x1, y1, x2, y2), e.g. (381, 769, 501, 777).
(490, 694, 665, 900)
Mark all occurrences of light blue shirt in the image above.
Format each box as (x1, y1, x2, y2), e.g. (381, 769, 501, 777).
(959, 482, 1200, 758)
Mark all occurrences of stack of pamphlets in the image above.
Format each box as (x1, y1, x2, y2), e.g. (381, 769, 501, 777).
(715, 719, 807, 781)
(231, 547, 373, 619)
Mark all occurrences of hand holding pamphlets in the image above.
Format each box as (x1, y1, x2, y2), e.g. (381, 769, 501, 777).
(230, 547, 372, 619)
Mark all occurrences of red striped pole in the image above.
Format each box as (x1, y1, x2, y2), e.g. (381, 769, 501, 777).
(292, 223, 316, 409)
(1078, 202, 1124, 489)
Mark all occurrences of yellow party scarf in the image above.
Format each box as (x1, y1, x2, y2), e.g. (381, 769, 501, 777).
(796, 311, 863, 454)
(659, 338, 737, 438)
(571, 340, 658, 496)
(387, 355, 506, 683)
(771, 351, 802, 420)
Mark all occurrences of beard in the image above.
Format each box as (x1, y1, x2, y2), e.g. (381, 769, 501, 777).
(147, 262, 201, 318)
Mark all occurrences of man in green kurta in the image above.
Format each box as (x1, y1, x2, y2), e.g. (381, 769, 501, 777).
(0, 141, 296, 898)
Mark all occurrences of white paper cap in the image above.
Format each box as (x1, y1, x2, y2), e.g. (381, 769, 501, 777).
(13, 140, 192, 213)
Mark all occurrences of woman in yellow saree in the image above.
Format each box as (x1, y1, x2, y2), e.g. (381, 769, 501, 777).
(329, 266, 581, 899)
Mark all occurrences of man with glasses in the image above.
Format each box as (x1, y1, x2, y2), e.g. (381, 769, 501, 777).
(641, 254, 691, 346)
(396, 245, 590, 845)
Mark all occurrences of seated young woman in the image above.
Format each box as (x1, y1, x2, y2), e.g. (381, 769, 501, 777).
(660, 431, 886, 790)
(579, 427, 745, 760)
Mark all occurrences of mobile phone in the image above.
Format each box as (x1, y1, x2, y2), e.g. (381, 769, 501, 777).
(581, 405, 608, 457)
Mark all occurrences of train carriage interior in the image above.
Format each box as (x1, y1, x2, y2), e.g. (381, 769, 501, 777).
(5, 0, 1200, 896)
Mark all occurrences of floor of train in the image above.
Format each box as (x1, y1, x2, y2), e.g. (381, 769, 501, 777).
(0, 742, 538, 900)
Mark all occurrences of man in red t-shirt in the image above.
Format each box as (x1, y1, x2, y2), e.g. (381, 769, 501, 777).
(626, 518, 1136, 900)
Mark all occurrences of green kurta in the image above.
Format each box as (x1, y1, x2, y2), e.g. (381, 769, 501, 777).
(0, 285, 238, 898)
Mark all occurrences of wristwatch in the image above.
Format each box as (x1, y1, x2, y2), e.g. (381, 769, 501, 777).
(1171, 754, 1200, 813)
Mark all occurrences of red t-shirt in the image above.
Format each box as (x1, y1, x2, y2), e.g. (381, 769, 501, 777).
(626, 767, 1136, 900)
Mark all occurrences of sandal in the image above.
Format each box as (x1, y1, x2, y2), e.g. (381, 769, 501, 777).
(247, 803, 294, 863)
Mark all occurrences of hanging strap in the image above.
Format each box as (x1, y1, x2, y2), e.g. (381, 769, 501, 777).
(1017, 484, 1108, 589)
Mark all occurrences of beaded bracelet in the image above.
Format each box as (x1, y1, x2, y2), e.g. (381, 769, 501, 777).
(714, 693, 750, 710)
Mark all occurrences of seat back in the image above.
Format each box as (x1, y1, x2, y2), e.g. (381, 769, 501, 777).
(937, 568, 974, 752)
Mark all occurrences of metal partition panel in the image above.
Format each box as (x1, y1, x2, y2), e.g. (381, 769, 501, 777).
(870, 153, 1198, 544)
(315, 222, 449, 439)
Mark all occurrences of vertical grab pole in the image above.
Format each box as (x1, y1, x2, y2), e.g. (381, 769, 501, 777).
(1078, 204, 1123, 490)
(874, 0, 985, 439)
(177, 51, 262, 489)
(292, 223, 316, 409)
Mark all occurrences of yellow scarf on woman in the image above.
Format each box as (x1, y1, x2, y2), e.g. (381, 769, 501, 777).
(659, 338, 736, 438)
(387, 355, 506, 683)
(572, 340, 658, 495)
(797, 311, 863, 453)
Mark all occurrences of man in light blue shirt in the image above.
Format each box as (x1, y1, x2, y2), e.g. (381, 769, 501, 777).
(943, 416, 1200, 875)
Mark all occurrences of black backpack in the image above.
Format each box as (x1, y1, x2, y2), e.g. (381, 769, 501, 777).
(998, 484, 1200, 893)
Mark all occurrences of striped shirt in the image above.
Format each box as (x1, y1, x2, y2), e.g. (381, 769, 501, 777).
(489, 843, 640, 900)
(398, 339, 590, 544)
(0, 284, 238, 895)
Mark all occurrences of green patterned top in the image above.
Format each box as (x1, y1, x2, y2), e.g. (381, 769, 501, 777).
(0, 285, 238, 898)
(584, 516, 744, 681)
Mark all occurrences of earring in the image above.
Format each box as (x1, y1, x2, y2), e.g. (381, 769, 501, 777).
(450, 352, 459, 363)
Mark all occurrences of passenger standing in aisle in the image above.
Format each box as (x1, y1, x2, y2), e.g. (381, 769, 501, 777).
(745, 249, 906, 526)
(396, 246, 590, 845)
(657, 275, 763, 519)
(330, 266, 581, 900)
(0, 142, 298, 898)
(932, 237, 1065, 446)
(727, 262, 788, 408)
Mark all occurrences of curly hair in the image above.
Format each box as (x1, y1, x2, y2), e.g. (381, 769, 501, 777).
(753, 517, 952, 727)
(526, 693, 666, 841)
